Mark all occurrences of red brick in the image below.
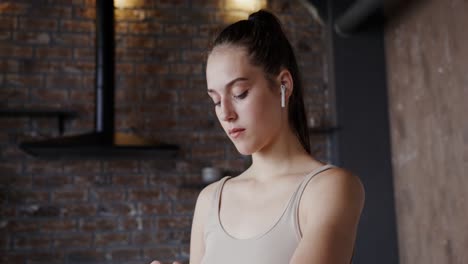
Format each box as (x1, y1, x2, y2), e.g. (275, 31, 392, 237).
(182, 50, 205, 62)
(0, 16, 16, 29)
(73, 47, 94, 60)
(156, 37, 191, 49)
(144, 89, 177, 102)
(128, 21, 162, 34)
(192, 142, 225, 157)
(112, 174, 146, 187)
(179, 90, 208, 104)
(110, 248, 141, 261)
(13, 236, 52, 249)
(115, 21, 128, 33)
(73, 7, 95, 19)
(199, 24, 222, 37)
(144, 9, 179, 23)
(8, 189, 49, 204)
(0, 174, 31, 188)
(136, 64, 169, 75)
(91, 189, 126, 201)
(20, 60, 62, 73)
(137, 104, 173, 117)
(0, 59, 18, 73)
(40, 219, 76, 232)
(143, 245, 179, 260)
(0, 2, 30, 15)
(154, 0, 188, 8)
(145, 118, 177, 130)
(116, 62, 134, 74)
(128, 189, 161, 201)
(116, 48, 146, 61)
(0, 46, 33, 58)
(0, 88, 29, 103)
(19, 18, 58, 31)
(33, 175, 71, 188)
(165, 24, 197, 35)
(6, 74, 43, 89)
(120, 217, 151, 230)
(170, 63, 203, 75)
(157, 216, 192, 229)
(52, 33, 92, 46)
(60, 20, 94, 32)
(0, 253, 26, 264)
(79, 218, 118, 231)
(0, 162, 21, 175)
(0, 235, 8, 250)
(95, 232, 129, 246)
(118, 76, 153, 90)
(155, 229, 190, 244)
(125, 36, 157, 48)
(139, 201, 171, 215)
(13, 32, 50, 44)
(0, 30, 11, 40)
(72, 173, 107, 189)
(61, 204, 97, 217)
(160, 77, 188, 89)
(97, 203, 136, 217)
(60, 61, 95, 74)
(53, 233, 92, 248)
(67, 249, 106, 262)
(2, 220, 39, 233)
(115, 9, 147, 21)
(164, 186, 199, 201)
(63, 160, 101, 174)
(25, 251, 65, 263)
(115, 0, 152, 8)
(46, 75, 82, 89)
(30, 88, 67, 103)
(174, 202, 195, 215)
(36, 47, 73, 59)
(132, 231, 157, 245)
(0, 117, 28, 132)
(31, 6, 72, 18)
(52, 189, 87, 202)
(103, 160, 139, 174)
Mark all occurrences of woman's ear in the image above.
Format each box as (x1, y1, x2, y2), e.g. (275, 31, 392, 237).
(277, 69, 293, 99)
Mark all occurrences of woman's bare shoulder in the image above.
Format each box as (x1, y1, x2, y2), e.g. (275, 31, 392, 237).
(195, 179, 221, 210)
(302, 166, 365, 213)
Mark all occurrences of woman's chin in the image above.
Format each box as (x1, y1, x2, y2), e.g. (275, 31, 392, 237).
(233, 143, 257, 156)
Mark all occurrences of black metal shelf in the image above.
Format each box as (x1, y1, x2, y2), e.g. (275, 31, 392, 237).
(0, 108, 78, 135)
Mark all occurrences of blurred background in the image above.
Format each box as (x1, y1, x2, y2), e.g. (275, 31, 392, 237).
(0, 0, 466, 263)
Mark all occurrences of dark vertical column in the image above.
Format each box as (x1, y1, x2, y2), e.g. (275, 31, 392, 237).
(95, 0, 115, 143)
(326, 0, 400, 263)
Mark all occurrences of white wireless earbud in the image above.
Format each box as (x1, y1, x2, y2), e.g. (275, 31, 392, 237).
(280, 84, 286, 108)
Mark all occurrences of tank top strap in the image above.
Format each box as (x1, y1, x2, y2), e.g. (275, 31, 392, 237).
(211, 176, 232, 213)
(296, 164, 336, 196)
(289, 164, 337, 236)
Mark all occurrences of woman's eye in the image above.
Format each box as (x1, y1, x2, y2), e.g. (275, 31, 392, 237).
(234, 90, 248, 100)
(214, 102, 220, 107)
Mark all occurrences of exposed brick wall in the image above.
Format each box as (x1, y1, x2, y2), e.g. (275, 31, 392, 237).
(0, 0, 329, 263)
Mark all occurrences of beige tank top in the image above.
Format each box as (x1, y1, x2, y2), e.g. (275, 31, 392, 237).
(200, 164, 337, 264)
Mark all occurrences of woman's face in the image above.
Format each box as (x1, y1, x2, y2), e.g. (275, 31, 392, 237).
(206, 44, 283, 155)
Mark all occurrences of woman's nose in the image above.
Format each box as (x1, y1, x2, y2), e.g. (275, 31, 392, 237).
(219, 100, 237, 121)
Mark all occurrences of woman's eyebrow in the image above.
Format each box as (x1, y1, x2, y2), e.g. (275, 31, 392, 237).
(207, 77, 249, 94)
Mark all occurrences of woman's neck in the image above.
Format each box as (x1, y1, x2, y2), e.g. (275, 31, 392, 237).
(247, 128, 317, 183)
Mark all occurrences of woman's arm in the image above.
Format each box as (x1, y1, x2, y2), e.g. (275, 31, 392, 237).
(189, 182, 218, 264)
(289, 168, 365, 264)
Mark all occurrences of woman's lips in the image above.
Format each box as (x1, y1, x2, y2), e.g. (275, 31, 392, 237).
(229, 128, 245, 139)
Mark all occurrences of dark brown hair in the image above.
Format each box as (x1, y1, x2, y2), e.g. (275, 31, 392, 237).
(210, 10, 311, 154)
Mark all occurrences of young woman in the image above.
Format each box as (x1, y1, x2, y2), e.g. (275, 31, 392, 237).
(152, 10, 365, 264)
